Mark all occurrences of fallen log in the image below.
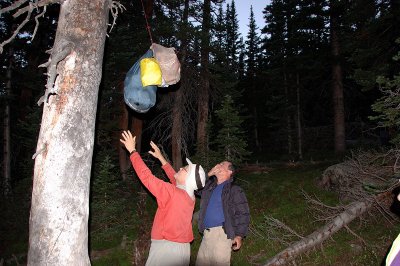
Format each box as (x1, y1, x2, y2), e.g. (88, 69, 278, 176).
(262, 191, 394, 266)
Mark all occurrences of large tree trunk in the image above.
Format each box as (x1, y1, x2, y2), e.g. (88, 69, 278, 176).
(2, 46, 13, 197)
(284, 71, 292, 155)
(118, 82, 130, 181)
(296, 72, 303, 160)
(330, 1, 346, 154)
(252, 104, 260, 151)
(171, 89, 184, 169)
(170, 0, 189, 169)
(28, 0, 110, 265)
(197, 0, 211, 156)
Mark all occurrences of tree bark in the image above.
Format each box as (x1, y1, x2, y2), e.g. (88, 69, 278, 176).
(284, 71, 292, 155)
(118, 82, 130, 181)
(296, 72, 303, 160)
(330, 1, 346, 154)
(197, 0, 211, 156)
(2, 46, 13, 197)
(28, 0, 110, 265)
(171, 89, 184, 168)
(170, 0, 190, 169)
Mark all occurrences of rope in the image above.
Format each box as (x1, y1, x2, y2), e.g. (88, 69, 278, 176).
(140, 0, 154, 45)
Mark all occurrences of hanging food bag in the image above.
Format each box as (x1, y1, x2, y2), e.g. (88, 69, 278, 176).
(124, 49, 157, 113)
(151, 43, 181, 86)
(140, 57, 162, 86)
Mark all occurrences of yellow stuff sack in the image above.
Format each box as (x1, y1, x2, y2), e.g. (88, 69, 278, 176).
(140, 58, 162, 86)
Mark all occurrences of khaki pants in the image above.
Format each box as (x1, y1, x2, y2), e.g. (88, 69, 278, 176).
(195, 226, 232, 266)
(146, 239, 190, 266)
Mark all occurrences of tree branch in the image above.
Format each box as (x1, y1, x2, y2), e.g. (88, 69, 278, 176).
(0, 0, 28, 15)
(109, 1, 125, 33)
(32, 6, 47, 41)
(12, 0, 61, 18)
(0, 0, 60, 54)
(37, 39, 74, 106)
(0, 8, 32, 54)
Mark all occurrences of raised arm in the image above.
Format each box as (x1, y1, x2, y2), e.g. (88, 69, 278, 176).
(148, 141, 168, 166)
(120, 131, 174, 206)
(148, 141, 176, 185)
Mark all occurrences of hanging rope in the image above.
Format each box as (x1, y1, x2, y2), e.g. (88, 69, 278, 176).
(140, 0, 154, 45)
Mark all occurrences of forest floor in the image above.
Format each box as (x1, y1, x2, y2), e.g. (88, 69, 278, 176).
(1, 158, 400, 265)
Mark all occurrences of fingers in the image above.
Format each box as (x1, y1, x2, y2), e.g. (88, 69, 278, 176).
(121, 130, 135, 140)
(121, 130, 130, 140)
(120, 131, 136, 146)
(149, 141, 161, 156)
(150, 141, 159, 151)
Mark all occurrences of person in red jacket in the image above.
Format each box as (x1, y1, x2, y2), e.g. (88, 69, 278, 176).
(120, 130, 206, 266)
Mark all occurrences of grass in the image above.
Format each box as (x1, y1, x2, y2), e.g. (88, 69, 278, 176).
(1, 160, 399, 265)
(226, 161, 400, 265)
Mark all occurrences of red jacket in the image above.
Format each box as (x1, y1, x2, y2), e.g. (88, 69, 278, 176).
(130, 152, 195, 243)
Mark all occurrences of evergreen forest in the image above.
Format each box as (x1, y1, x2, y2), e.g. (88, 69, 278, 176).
(2, 0, 400, 265)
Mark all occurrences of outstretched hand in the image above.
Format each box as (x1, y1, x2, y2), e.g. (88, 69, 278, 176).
(148, 141, 167, 165)
(120, 130, 136, 154)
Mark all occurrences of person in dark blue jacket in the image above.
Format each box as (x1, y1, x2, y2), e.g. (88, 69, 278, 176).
(195, 161, 250, 266)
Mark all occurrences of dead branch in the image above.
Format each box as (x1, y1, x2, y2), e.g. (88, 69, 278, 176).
(262, 199, 373, 266)
(0, 0, 28, 15)
(301, 190, 345, 222)
(32, 6, 47, 40)
(318, 150, 398, 202)
(0, 8, 32, 54)
(109, 1, 125, 33)
(37, 39, 74, 106)
(12, 0, 61, 18)
(262, 189, 398, 266)
(0, 0, 60, 54)
(344, 225, 366, 245)
(261, 149, 400, 266)
(252, 215, 304, 246)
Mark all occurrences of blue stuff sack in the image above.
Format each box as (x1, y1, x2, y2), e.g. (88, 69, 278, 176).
(124, 49, 157, 113)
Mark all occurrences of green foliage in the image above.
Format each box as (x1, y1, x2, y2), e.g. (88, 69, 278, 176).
(196, 161, 399, 265)
(89, 152, 139, 253)
(92, 249, 132, 266)
(370, 39, 400, 144)
(346, 0, 400, 92)
(212, 94, 250, 165)
(4, 158, 400, 265)
(91, 151, 119, 206)
(225, 0, 241, 72)
(245, 6, 261, 77)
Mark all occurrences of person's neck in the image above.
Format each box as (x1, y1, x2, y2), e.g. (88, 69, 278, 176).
(217, 176, 229, 184)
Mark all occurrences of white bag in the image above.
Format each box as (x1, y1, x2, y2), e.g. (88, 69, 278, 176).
(151, 43, 181, 86)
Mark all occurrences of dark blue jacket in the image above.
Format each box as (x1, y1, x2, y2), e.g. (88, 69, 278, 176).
(197, 176, 250, 240)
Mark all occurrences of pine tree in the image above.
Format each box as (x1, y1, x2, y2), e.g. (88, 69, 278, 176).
(245, 6, 261, 78)
(243, 6, 262, 150)
(370, 38, 400, 144)
(213, 94, 250, 165)
(225, 0, 241, 73)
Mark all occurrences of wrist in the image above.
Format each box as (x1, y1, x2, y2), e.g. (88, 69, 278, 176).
(129, 149, 136, 155)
